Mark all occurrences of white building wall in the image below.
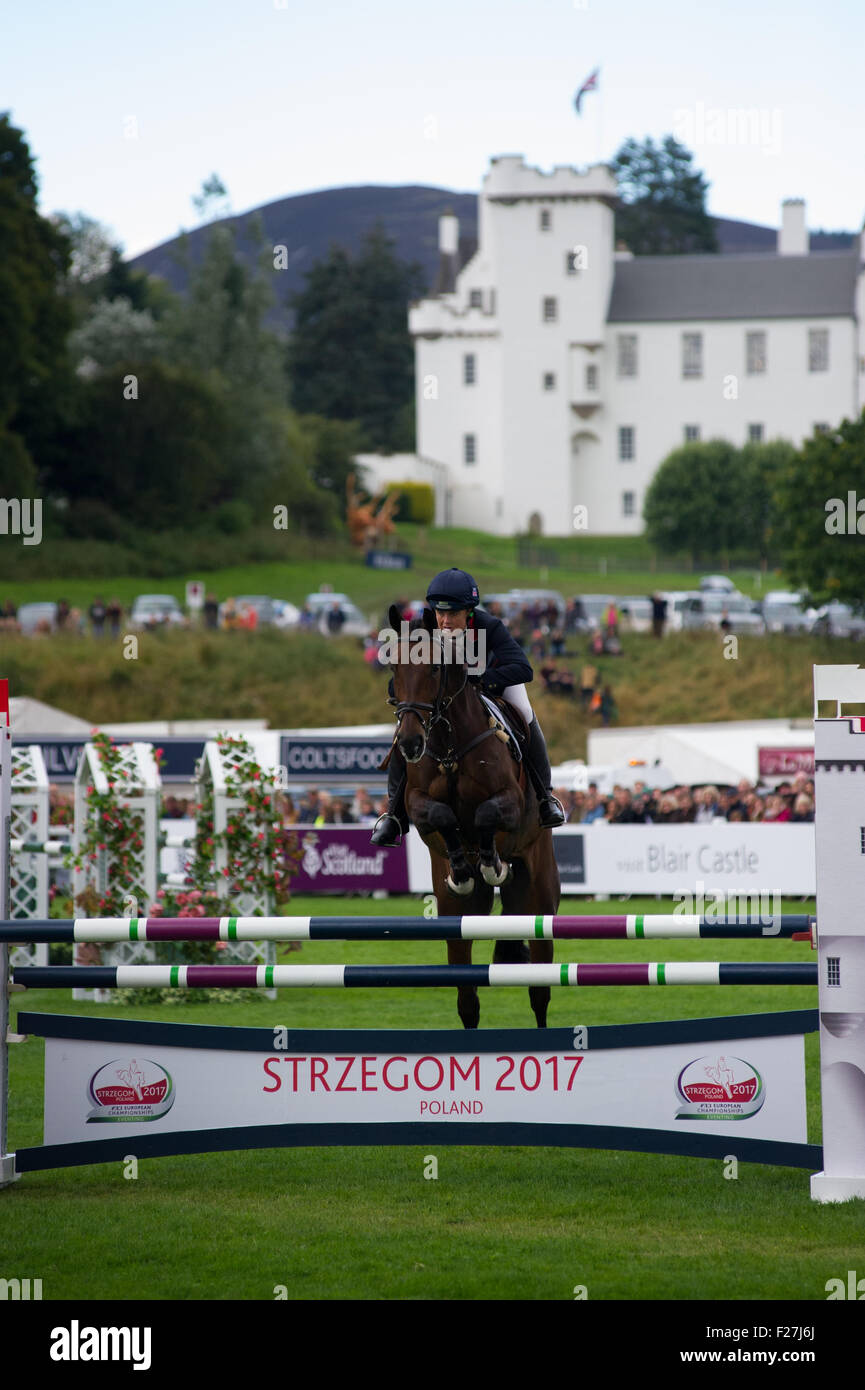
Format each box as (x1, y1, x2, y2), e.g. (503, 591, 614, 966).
(600, 317, 858, 534)
(409, 154, 863, 537)
(475, 159, 616, 534)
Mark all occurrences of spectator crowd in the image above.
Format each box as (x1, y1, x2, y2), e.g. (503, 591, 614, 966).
(555, 773, 815, 825)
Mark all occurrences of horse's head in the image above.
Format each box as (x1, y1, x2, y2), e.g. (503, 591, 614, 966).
(383, 603, 470, 763)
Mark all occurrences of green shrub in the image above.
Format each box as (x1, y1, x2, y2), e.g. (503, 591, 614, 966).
(386, 481, 434, 525)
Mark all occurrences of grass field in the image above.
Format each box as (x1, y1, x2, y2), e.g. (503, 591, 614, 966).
(0, 523, 777, 611)
(3, 893, 860, 1306)
(3, 620, 856, 766)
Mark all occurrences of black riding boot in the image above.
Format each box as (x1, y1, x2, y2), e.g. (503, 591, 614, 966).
(370, 748, 408, 846)
(525, 718, 566, 828)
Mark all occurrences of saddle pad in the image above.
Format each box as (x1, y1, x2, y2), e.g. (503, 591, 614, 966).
(479, 693, 523, 761)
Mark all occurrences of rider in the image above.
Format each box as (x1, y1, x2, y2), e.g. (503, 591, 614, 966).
(371, 568, 566, 845)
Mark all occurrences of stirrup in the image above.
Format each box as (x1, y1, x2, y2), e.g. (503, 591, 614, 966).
(538, 795, 566, 829)
(370, 813, 404, 847)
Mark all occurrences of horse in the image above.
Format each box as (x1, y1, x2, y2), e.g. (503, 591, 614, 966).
(383, 604, 561, 1029)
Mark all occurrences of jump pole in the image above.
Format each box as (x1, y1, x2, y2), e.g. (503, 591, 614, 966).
(12, 961, 818, 989)
(0, 914, 815, 943)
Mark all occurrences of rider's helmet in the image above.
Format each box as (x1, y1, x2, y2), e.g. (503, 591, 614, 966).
(425, 568, 479, 611)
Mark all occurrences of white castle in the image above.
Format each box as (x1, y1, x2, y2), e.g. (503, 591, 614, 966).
(359, 155, 865, 537)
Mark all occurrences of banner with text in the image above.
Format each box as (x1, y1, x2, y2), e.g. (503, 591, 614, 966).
(18, 1011, 818, 1172)
(406, 823, 815, 895)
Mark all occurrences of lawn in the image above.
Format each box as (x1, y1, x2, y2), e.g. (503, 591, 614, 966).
(3, 894, 860, 1310)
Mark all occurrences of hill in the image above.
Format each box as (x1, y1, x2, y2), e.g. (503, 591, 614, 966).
(129, 184, 854, 330)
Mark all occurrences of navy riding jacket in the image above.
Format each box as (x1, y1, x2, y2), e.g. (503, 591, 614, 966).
(468, 609, 533, 696)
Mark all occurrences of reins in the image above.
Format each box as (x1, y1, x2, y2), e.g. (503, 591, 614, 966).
(388, 661, 509, 774)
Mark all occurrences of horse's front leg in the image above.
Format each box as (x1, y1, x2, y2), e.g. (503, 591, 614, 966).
(409, 791, 475, 895)
(474, 791, 520, 886)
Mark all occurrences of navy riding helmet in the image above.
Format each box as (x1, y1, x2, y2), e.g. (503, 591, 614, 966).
(425, 568, 479, 612)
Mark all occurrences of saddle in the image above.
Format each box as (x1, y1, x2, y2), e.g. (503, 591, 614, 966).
(479, 693, 526, 763)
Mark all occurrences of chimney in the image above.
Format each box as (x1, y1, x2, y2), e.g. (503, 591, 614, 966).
(439, 210, 459, 256)
(434, 209, 460, 294)
(779, 199, 808, 256)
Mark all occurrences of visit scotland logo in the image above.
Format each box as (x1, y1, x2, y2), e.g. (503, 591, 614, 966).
(675, 1055, 764, 1121)
(86, 1058, 175, 1123)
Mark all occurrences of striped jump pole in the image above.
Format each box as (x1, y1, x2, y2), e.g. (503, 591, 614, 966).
(11, 962, 819, 990)
(0, 913, 815, 944)
(9, 840, 68, 856)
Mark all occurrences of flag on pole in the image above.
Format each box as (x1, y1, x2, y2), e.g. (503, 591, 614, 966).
(574, 69, 599, 115)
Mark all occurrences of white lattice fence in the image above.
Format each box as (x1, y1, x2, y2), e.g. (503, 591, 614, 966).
(195, 739, 279, 991)
(72, 740, 161, 1001)
(8, 745, 49, 968)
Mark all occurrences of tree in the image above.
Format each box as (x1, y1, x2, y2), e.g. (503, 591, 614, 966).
(0, 114, 73, 430)
(52, 213, 160, 317)
(774, 413, 865, 607)
(739, 438, 797, 564)
(288, 225, 426, 451)
(610, 135, 718, 254)
(163, 219, 286, 402)
(642, 440, 747, 558)
(70, 297, 163, 374)
(56, 362, 238, 533)
(192, 173, 231, 223)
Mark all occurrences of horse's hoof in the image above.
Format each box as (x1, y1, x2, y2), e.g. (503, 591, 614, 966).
(480, 861, 510, 886)
(446, 874, 475, 896)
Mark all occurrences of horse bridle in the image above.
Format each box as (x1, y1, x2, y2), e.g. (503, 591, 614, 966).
(391, 663, 500, 773)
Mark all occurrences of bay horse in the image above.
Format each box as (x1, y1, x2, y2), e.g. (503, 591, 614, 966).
(383, 604, 560, 1029)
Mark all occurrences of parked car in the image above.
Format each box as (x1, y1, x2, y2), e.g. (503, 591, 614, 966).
(15, 601, 58, 635)
(682, 594, 765, 634)
(657, 591, 701, 632)
(219, 595, 277, 627)
(129, 595, 186, 630)
(810, 602, 865, 638)
(617, 597, 653, 633)
(304, 592, 371, 637)
(507, 588, 567, 622)
(699, 574, 738, 594)
(758, 591, 815, 634)
(479, 593, 527, 623)
(570, 594, 618, 631)
(272, 599, 301, 629)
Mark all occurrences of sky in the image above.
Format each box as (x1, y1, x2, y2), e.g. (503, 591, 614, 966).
(3, 0, 864, 258)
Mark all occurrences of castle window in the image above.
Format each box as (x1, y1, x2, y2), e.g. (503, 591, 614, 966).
(464, 433, 476, 465)
(469, 289, 483, 308)
(617, 334, 637, 378)
(543, 372, 556, 391)
(748, 423, 764, 443)
(542, 297, 558, 322)
(682, 332, 703, 378)
(540, 209, 552, 231)
(619, 426, 635, 461)
(747, 331, 767, 374)
(684, 425, 700, 443)
(826, 956, 840, 987)
(586, 364, 598, 391)
(463, 353, 476, 385)
(809, 328, 829, 372)
(622, 491, 636, 517)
